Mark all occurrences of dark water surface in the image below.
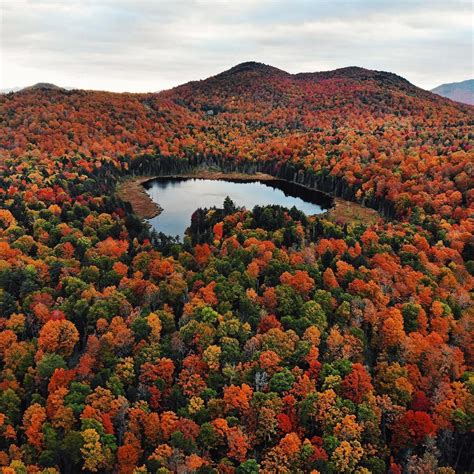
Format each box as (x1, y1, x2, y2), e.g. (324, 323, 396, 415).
(144, 177, 331, 238)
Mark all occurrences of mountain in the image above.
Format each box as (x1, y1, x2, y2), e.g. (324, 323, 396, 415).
(1, 83, 72, 94)
(161, 62, 471, 141)
(431, 79, 474, 105)
(220, 61, 290, 78)
(21, 82, 65, 91)
(167, 62, 425, 99)
(0, 62, 473, 473)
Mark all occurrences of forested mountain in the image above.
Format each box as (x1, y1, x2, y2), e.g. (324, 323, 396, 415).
(0, 63, 472, 473)
(432, 79, 474, 105)
(1, 84, 68, 94)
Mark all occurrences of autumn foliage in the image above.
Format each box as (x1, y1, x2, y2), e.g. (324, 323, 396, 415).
(0, 62, 472, 472)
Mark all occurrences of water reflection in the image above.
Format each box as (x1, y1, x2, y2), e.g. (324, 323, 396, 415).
(144, 178, 331, 239)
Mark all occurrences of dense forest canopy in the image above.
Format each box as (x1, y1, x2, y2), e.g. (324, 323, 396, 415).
(0, 62, 472, 473)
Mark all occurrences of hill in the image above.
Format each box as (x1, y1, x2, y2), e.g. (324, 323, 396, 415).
(165, 62, 449, 115)
(431, 79, 474, 105)
(21, 82, 64, 91)
(0, 63, 472, 473)
(1, 83, 71, 94)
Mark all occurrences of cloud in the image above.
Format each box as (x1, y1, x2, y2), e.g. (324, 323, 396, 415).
(1, 0, 472, 91)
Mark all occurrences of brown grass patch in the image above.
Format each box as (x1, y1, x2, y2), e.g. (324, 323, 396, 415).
(326, 198, 380, 226)
(116, 176, 162, 219)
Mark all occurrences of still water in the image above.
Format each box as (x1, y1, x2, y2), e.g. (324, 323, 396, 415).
(144, 177, 331, 239)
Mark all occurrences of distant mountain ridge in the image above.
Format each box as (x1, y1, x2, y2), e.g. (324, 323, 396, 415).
(1, 83, 72, 94)
(177, 62, 417, 90)
(162, 61, 465, 120)
(431, 79, 474, 105)
(22, 82, 64, 91)
(4, 65, 472, 108)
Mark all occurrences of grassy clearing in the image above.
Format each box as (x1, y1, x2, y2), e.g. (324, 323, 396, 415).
(326, 198, 380, 226)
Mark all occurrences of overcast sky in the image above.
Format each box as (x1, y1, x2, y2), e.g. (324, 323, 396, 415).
(1, 0, 472, 92)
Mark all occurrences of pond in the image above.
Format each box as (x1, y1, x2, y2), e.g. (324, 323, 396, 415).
(144, 177, 332, 239)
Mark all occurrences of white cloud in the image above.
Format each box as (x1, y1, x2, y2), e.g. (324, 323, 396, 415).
(1, 0, 472, 91)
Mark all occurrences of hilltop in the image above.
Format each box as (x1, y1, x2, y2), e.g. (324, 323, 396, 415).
(161, 62, 469, 136)
(1, 83, 71, 94)
(22, 82, 64, 91)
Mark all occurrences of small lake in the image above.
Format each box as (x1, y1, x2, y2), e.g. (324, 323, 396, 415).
(144, 177, 331, 238)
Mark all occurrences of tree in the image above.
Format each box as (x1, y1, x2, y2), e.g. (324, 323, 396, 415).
(323, 268, 339, 289)
(213, 222, 224, 241)
(37, 353, 67, 380)
(279, 432, 302, 457)
(331, 440, 364, 473)
(302, 300, 327, 332)
(117, 443, 141, 474)
(195, 243, 212, 266)
(96, 237, 129, 258)
(223, 384, 253, 413)
(227, 427, 249, 462)
(269, 369, 295, 393)
(280, 270, 315, 296)
(81, 428, 106, 472)
(61, 430, 85, 470)
(342, 363, 373, 404)
(236, 459, 260, 474)
(38, 319, 79, 357)
(380, 309, 405, 349)
(391, 410, 437, 450)
(22, 403, 46, 449)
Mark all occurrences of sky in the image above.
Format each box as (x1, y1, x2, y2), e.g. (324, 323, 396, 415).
(1, 0, 472, 92)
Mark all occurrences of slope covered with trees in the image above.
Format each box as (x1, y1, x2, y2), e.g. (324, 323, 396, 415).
(0, 63, 472, 473)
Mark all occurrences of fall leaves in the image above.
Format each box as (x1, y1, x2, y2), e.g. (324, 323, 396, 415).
(0, 171, 471, 473)
(0, 66, 472, 472)
(38, 319, 79, 357)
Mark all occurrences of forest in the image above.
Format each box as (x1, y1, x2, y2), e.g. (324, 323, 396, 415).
(0, 62, 472, 473)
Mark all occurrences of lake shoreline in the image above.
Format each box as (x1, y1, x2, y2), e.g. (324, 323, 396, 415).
(116, 176, 163, 219)
(117, 171, 379, 225)
(117, 171, 280, 219)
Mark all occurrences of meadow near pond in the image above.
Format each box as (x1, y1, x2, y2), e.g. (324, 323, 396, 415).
(144, 177, 332, 238)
